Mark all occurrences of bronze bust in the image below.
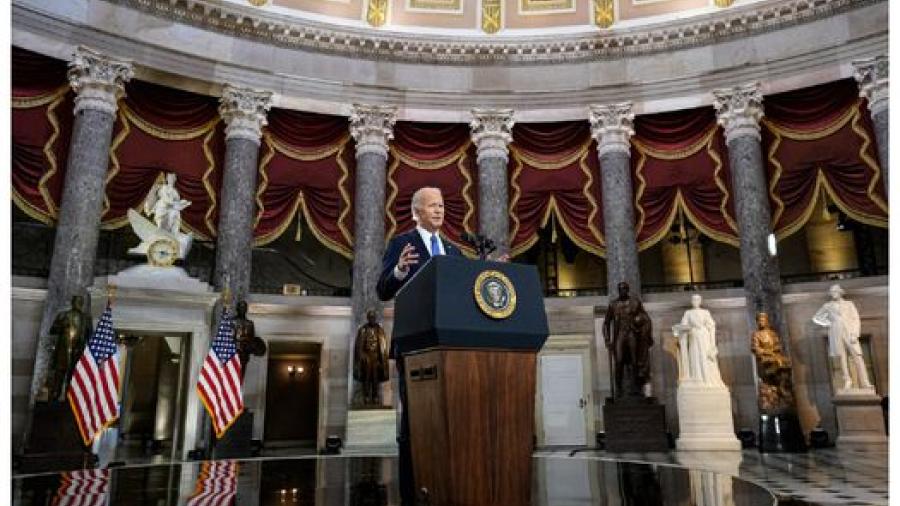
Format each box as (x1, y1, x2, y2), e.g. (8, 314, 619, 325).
(603, 282, 653, 398)
(233, 300, 266, 382)
(750, 312, 795, 412)
(46, 295, 92, 402)
(353, 310, 389, 406)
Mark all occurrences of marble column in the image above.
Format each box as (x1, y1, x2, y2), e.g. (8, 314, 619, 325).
(853, 56, 889, 195)
(470, 108, 514, 256)
(25, 47, 133, 444)
(349, 105, 396, 326)
(589, 103, 641, 297)
(214, 85, 272, 304)
(713, 83, 786, 338)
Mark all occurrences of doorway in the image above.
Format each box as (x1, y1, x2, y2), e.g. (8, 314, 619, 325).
(536, 336, 596, 447)
(116, 331, 191, 461)
(264, 342, 322, 448)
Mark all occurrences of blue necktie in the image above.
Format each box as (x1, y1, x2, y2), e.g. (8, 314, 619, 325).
(430, 234, 440, 257)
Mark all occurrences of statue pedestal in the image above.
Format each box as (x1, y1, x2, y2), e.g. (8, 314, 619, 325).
(108, 265, 211, 293)
(603, 396, 668, 452)
(18, 401, 97, 473)
(213, 411, 254, 459)
(344, 408, 397, 454)
(675, 382, 741, 451)
(833, 389, 887, 450)
(758, 412, 806, 453)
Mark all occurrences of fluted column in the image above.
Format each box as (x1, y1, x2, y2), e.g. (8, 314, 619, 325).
(853, 56, 889, 194)
(26, 47, 133, 439)
(589, 103, 641, 297)
(214, 85, 272, 303)
(349, 105, 396, 327)
(713, 83, 786, 337)
(470, 108, 514, 256)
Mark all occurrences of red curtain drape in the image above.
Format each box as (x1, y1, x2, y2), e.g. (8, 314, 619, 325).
(509, 122, 604, 257)
(631, 107, 738, 249)
(255, 109, 355, 257)
(12, 48, 73, 224)
(763, 79, 888, 238)
(102, 80, 225, 239)
(385, 122, 478, 254)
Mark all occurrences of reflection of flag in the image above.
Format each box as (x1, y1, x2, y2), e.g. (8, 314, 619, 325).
(197, 308, 243, 438)
(68, 302, 120, 445)
(187, 461, 238, 506)
(52, 468, 110, 506)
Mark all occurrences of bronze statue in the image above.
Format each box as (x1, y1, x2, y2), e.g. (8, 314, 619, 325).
(750, 312, 795, 412)
(46, 295, 92, 402)
(603, 282, 653, 398)
(353, 310, 389, 406)
(233, 300, 266, 382)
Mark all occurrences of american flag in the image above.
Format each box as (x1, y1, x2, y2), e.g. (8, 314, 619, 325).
(186, 460, 238, 506)
(67, 302, 120, 446)
(197, 307, 244, 438)
(52, 468, 110, 506)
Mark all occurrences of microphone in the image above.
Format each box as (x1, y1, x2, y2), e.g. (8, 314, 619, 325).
(460, 232, 495, 260)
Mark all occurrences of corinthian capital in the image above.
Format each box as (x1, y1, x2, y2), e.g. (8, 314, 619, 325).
(67, 47, 134, 116)
(712, 83, 764, 143)
(219, 85, 273, 145)
(589, 103, 634, 158)
(853, 56, 889, 117)
(349, 104, 397, 159)
(470, 108, 514, 164)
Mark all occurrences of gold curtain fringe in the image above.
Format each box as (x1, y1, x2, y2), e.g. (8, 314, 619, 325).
(762, 100, 858, 141)
(390, 140, 471, 170)
(36, 94, 66, 217)
(12, 189, 56, 226)
(269, 132, 348, 161)
(12, 85, 69, 109)
(121, 104, 219, 141)
(510, 140, 591, 170)
(336, 143, 354, 247)
(631, 126, 716, 161)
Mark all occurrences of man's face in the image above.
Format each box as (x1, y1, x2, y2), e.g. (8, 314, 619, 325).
(415, 189, 444, 233)
(617, 283, 629, 299)
(757, 313, 769, 329)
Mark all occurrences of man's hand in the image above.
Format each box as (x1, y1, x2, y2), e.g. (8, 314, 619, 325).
(397, 243, 419, 273)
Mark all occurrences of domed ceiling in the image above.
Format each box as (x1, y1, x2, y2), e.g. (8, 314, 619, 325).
(238, 0, 747, 35)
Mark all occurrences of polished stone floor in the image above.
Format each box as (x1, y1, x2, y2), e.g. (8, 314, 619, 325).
(13, 455, 775, 505)
(11, 447, 887, 505)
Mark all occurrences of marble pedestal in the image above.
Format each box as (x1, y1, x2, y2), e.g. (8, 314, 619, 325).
(344, 408, 398, 454)
(676, 382, 741, 451)
(833, 389, 887, 449)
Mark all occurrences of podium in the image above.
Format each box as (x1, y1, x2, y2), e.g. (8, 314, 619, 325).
(393, 256, 548, 506)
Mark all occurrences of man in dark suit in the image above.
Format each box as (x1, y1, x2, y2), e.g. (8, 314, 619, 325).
(377, 186, 462, 301)
(376, 186, 462, 504)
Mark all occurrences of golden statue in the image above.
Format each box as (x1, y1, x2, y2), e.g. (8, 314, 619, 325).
(233, 300, 267, 382)
(750, 312, 795, 412)
(353, 310, 389, 406)
(45, 295, 93, 402)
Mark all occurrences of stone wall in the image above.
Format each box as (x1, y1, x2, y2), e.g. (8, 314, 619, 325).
(11, 275, 887, 451)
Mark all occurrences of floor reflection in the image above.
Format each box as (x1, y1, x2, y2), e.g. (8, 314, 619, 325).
(12, 456, 775, 506)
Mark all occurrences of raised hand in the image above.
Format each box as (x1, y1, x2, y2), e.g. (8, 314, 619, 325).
(397, 243, 419, 273)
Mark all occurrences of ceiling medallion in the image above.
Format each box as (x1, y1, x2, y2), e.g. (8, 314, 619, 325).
(482, 0, 502, 34)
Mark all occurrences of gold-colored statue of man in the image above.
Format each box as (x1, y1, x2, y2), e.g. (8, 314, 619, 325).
(353, 310, 389, 406)
(750, 312, 795, 412)
(46, 295, 92, 402)
(233, 300, 267, 382)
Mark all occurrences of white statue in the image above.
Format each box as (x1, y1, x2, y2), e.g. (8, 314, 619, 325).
(145, 173, 191, 235)
(127, 173, 193, 264)
(673, 294, 725, 386)
(812, 284, 872, 391)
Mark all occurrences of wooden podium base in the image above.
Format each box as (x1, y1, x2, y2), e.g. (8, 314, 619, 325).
(404, 349, 536, 506)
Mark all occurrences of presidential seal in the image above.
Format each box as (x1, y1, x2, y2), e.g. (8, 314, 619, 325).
(474, 270, 517, 319)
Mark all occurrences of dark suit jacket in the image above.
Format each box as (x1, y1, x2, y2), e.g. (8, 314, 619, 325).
(376, 228, 462, 302)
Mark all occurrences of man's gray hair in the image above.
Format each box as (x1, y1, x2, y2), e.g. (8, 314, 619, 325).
(411, 186, 442, 222)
